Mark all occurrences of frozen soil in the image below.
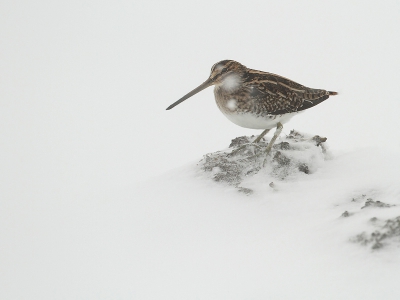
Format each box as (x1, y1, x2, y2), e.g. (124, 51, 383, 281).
(351, 216, 400, 250)
(343, 194, 400, 250)
(199, 130, 329, 194)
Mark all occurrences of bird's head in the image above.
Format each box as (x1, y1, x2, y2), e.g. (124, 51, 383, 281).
(166, 60, 246, 110)
(209, 60, 246, 88)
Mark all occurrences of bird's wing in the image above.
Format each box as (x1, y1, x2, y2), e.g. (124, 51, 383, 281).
(244, 70, 331, 115)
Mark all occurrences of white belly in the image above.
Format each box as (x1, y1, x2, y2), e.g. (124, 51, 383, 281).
(222, 111, 299, 129)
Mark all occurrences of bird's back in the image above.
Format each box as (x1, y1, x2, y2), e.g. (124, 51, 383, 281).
(238, 68, 336, 116)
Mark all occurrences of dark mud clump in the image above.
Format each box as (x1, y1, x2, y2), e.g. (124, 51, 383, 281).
(351, 216, 400, 250)
(199, 130, 329, 194)
(361, 199, 395, 209)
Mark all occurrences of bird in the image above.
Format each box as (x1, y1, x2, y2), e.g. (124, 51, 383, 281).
(166, 60, 337, 156)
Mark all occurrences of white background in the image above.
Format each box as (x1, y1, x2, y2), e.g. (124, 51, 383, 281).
(1, 1, 400, 299)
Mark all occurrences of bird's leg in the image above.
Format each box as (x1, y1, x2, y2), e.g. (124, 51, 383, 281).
(265, 122, 283, 156)
(253, 128, 271, 143)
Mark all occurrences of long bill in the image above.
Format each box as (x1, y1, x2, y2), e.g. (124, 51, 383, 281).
(166, 78, 213, 110)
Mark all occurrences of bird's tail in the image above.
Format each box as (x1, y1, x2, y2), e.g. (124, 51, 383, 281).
(328, 91, 338, 96)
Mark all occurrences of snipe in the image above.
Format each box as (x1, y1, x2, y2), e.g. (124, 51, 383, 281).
(167, 60, 337, 156)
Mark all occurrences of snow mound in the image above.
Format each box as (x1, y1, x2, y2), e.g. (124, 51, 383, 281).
(199, 130, 329, 194)
(198, 131, 400, 251)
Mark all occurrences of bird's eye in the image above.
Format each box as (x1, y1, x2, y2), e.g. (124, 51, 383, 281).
(221, 68, 227, 73)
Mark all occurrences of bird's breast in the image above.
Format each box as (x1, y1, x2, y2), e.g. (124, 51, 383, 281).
(213, 85, 299, 129)
(220, 110, 298, 129)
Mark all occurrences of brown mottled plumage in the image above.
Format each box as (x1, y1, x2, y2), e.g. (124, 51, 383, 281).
(211, 60, 336, 116)
(167, 60, 337, 156)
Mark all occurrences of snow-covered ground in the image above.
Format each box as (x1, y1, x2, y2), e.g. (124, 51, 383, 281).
(3, 135, 400, 299)
(1, 0, 400, 299)
(130, 134, 400, 299)
(132, 145, 400, 299)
